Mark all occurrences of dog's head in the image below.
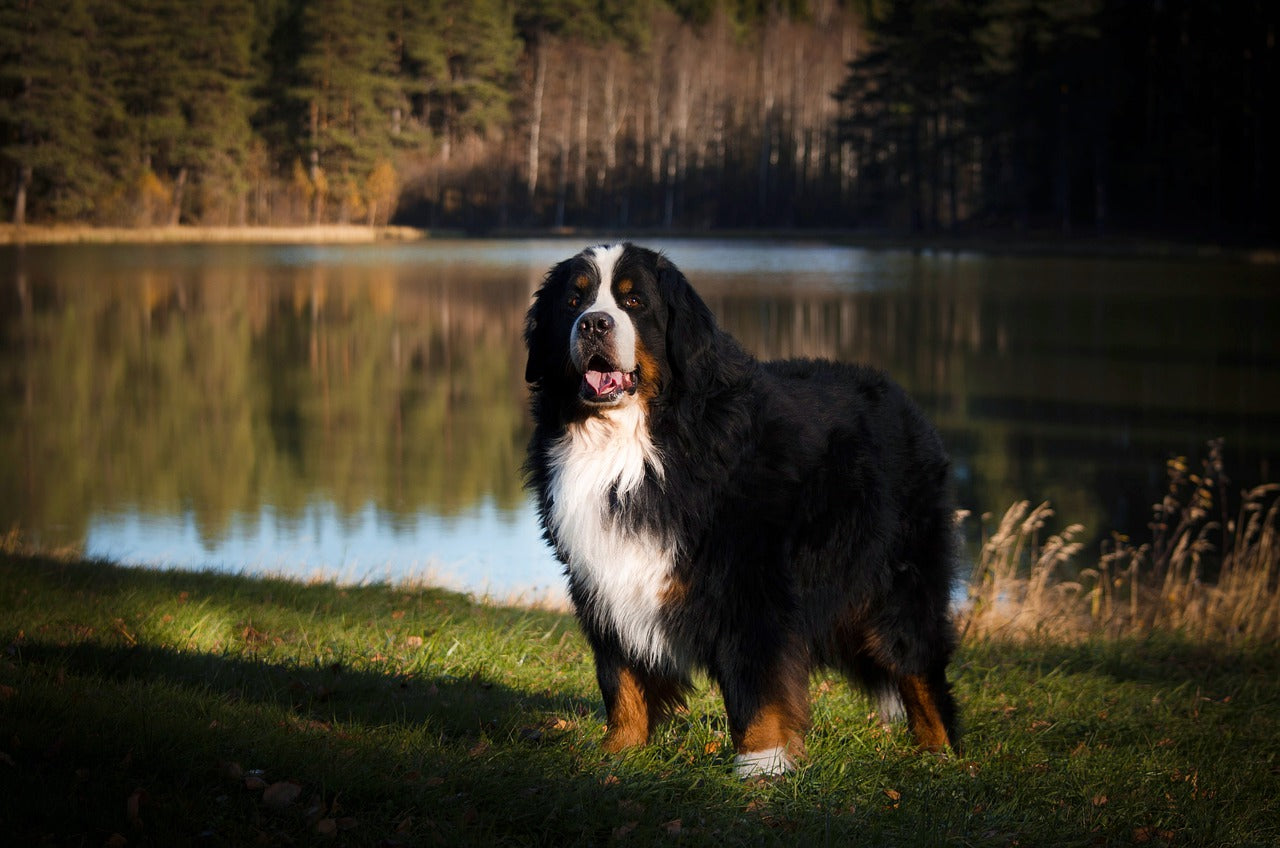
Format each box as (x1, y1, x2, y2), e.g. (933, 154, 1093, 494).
(524, 243, 717, 416)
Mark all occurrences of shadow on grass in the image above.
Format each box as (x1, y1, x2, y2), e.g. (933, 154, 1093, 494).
(4, 634, 703, 846)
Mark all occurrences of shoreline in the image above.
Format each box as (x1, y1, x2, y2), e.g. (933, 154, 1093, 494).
(1, 222, 1276, 263)
(0, 223, 431, 245)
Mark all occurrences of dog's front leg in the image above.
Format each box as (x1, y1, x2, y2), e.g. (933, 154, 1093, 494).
(719, 649, 812, 777)
(596, 657, 684, 752)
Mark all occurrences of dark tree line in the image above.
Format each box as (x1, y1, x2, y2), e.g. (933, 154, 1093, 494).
(838, 0, 1278, 238)
(1, 0, 1275, 238)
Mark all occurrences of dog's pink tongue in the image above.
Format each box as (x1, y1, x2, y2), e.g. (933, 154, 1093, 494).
(585, 369, 623, 396)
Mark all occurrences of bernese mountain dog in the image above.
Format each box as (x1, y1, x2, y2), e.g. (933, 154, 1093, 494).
(523, 243, 960, 777)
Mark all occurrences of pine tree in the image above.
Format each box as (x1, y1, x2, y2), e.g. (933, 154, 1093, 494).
(169, 0, 258, 224)
(0, 0, 106, 223)
(291, 0, 397, 222)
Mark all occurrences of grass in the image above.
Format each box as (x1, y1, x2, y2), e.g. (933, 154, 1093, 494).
(2, 550, 1278, 847)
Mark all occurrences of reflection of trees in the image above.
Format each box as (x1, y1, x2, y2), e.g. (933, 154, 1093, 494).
(0, 249, 530, 547)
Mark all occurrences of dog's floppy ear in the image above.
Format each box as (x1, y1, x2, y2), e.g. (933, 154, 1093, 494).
(658, 255, 718, 390)
(524, 259, 571, 385)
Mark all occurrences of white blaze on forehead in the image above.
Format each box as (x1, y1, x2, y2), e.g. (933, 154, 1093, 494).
(569, 243, 637, 373)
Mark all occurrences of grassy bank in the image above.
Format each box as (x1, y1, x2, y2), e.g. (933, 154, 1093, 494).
(0, 224, 430, 245)
(2, 551, 1277, 846)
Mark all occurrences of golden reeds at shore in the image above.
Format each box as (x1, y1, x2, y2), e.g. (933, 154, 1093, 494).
(0, 224, 429, 245)
(963, 441, 1280, 644)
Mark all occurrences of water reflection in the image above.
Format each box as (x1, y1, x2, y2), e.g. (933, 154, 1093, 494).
(2, 241, 1277, 595)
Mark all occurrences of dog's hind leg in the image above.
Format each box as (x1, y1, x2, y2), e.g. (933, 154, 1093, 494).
(829, 620, 959, 751)
(897, 662, 960, 753)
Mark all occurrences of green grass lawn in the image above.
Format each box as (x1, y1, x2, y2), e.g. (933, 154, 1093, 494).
(2, 552, 1277, 847)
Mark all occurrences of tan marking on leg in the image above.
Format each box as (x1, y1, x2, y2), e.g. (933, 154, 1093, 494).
(898, 674, 950, 752)
(738, 702, 807, 755)
(733, 655, 812, 775)
(602, 667, 650, 752)
(602, 668, 684, 752)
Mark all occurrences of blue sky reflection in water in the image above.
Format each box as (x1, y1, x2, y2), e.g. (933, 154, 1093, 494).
(2, 239, 1278, 600)
(85, 498, 563, 605)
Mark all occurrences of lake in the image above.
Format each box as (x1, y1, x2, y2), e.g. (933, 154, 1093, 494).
(2, 239, 1277, 603)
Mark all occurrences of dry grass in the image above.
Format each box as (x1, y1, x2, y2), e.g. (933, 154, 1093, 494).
(963, 441, 1280, 645)
(0, 223, 428, 244)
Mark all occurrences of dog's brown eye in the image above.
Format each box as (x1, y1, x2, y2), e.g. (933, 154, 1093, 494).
(622, 294, 642, 309)
(567, 293, 581, 309)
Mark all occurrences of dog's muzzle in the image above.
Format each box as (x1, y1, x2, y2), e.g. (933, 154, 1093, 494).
(572, 311, 638, 404)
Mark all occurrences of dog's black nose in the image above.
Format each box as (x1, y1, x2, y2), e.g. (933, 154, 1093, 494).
(577, 311, 614, 338)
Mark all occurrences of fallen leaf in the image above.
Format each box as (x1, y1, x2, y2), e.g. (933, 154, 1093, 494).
(263, 780, 303, 808)
(126, 788, 148, 828)
(396, 816, 414, 833)
(245, 775, 268, 791)
(1092, 794, 1108, 807)
(104, 834, 128, 848)
(663, 819, 683, 835)
(612, 821, 639, 839)
(0, 685, 16, 700)
(405, 635, 424, 648)
(704, 741, 720, 754)
(884, 789, 902, 802)
(391, 610, 406, 620)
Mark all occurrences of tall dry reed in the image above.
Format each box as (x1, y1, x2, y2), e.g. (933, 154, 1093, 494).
(963, 441, 1280, 644)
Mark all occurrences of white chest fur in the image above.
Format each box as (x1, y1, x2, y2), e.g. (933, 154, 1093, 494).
(546, 404, 678, 668)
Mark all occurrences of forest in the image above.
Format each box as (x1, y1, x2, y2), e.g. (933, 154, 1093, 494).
(2, 0, 1276, 238)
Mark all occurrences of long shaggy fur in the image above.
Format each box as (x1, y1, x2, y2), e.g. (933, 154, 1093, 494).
(524, 243, 961, 776)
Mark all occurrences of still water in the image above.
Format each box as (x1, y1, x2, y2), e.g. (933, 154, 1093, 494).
(2, 239, 1277, 602)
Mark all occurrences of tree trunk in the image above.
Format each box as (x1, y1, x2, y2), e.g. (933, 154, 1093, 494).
(574, 64, 588, 207)
(168, 167, 188, 226)
(13, 164, 30, 226)
(309, 99, 322, 223)
(527, 39, 547, 206)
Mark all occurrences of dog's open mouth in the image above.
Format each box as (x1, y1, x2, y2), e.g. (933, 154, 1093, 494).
(580, 356, 638, 403)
